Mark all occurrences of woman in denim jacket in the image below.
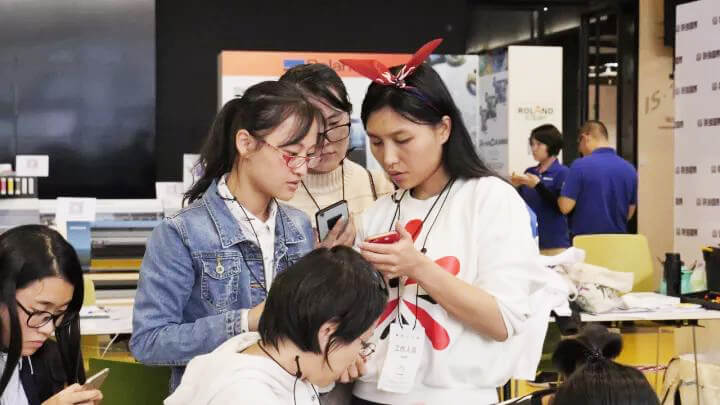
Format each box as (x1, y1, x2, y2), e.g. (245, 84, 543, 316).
(130, 81, 322, 391)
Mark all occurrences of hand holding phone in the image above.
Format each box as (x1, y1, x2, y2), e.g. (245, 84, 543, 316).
(366, 231, 401, 244)
(83, 368, 109, 391)
(316, 200, 350, 242)
(317, 217, 356, 248)
(41, 379, 104, 405)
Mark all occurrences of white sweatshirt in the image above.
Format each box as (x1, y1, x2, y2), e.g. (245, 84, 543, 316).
(164, 333, 320, 405)
(354, 177, 550, 405)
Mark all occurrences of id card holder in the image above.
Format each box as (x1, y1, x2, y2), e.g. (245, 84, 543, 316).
(377, 323, 425, 394)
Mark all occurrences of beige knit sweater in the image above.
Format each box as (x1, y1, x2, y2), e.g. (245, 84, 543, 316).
(287, 159, 395, 230)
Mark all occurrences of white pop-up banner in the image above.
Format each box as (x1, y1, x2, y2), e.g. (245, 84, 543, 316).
(476, 46, 563, 177)
(674, 0, 720, 265)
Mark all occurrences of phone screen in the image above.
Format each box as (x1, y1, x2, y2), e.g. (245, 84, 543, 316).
(326, 214, 342, 231)
(315, 200, 349, 241)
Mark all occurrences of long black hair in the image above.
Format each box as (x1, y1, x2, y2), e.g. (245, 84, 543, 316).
(184, 80, 322, 204)
(360, 63, 497, 180)
(0, 225, 86, 395)
(551, 325, 659, 405)
(259, 246, 387, 368)
(280, 63, 352, 115)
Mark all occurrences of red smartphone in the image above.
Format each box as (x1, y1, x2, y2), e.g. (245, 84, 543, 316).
(366, 231, 401, 244)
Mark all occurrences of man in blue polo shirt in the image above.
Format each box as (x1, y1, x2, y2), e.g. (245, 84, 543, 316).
(559, 120, 638, 236)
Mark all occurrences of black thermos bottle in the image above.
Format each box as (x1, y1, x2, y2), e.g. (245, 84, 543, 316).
(664, 253, 682, 297)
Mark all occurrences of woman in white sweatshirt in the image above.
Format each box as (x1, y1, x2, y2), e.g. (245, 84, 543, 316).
(164, 246, 388, 405)
(340, 40, 548, 405)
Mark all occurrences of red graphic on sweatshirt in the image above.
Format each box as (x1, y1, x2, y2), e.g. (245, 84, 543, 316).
(375, 219, 459, 351)
(405, 219, 423, 240)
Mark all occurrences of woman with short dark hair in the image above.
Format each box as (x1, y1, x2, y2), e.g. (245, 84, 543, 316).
(164, 246, 388, 405)
(511, 124, 571, 255)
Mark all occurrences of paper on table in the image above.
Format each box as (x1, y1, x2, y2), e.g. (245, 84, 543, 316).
(621, 292, 680, 310)
(80, 306, 110, 319)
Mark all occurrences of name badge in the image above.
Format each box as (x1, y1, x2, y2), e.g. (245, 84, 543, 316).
(377, 323, 425, 394)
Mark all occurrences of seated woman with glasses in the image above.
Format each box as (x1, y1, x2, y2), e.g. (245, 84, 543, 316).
(281, 64, 395, 248)
(165, 246, 388, 405)
(0, 225, 103, 405)
(131, 81, 323, 392)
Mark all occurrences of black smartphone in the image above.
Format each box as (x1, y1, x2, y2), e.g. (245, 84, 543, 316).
(315, 200, 349, 241)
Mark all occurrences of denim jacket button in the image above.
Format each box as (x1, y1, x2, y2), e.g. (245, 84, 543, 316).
(215, 257, 225, 274)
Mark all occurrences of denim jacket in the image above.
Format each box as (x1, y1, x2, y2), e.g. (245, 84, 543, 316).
(129, 179, 314, 391)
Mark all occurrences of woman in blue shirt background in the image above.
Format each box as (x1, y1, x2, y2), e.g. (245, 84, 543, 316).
(511, 124, 570, 255)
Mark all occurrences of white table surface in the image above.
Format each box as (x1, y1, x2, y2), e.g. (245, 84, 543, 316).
(79, 304, 720, 336)
(80, 305, 133, 335)
(579, 308, 720, 322)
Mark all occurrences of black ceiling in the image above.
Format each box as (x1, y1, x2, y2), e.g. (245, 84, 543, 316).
(470, 0, 603, 9)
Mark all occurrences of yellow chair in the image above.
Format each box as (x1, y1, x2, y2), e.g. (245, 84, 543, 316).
(573, 234, 657, 292)
(83, 275, 96, 306)
(81, 275, 100, 370)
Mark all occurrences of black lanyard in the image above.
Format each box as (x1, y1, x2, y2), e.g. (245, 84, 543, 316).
(300, 161, 345, 210)
(256, 343, 321, 405)
(217, 189, 289, 293)
(389, 178, 456, 253)
(389, 178, 456, 328)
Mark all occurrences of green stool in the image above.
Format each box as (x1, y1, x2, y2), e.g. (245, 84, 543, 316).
(88, 358, 171, 405)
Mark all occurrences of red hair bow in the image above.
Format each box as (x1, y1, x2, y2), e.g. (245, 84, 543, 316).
(340, 39, 443, 88)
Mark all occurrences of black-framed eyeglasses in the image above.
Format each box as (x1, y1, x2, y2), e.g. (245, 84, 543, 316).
(322, 122, 351, 143)
(359, 340, 376, 360)
(16, 300, 74, 329)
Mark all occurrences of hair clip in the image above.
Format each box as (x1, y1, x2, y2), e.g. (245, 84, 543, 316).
(586, 349, 603, 363)
(340, 39, 443, 88)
